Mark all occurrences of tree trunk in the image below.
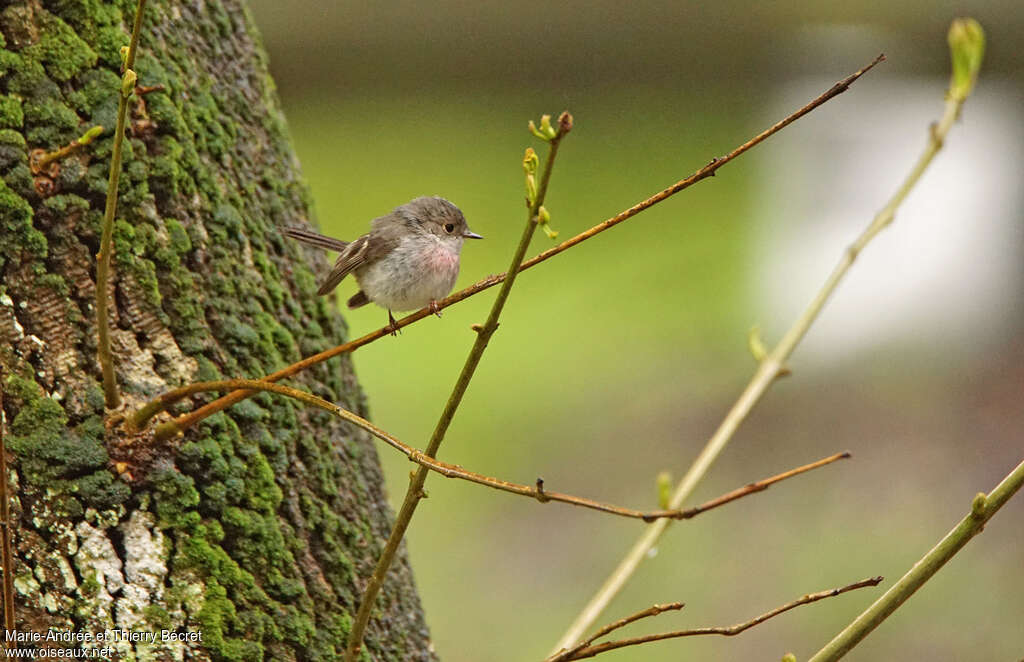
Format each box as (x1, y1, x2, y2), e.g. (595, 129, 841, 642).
(0, 1, 435, 659)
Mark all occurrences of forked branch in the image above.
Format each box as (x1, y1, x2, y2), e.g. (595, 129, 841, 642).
(548, 577, 883, 661)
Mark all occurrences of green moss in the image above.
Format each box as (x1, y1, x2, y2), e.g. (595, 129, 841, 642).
(21, 9, 97, 83)
(0, 95, 23, 129)
(143, 604, 173, 629)
(84, 384, 105, 411)
(4, 54, 60, 102)
(74, 470, 131, 509)
(196, 579, 258, 662)
(63, 68, 119, 127)
(42, 193, 90, 215)
(209, 203, 244, 240)
(194, 355, 223, 382)
(4, 376, 126, 509)
(0, 127, 26, 150)
(113, 218, 166, 318)
(165, 217, 192, 254)
(79, 573, 101, 599)
(2, 162, 33, 200)
(0, 176, 44, 261)
(36, 271, 70, 296)
(22, 97, 80, 146)
(151, 467, 201, 530)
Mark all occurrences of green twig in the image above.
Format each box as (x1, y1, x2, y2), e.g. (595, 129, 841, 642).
(30, 125, 104, 173)
(552, 44, 975, 653)
(96, 0, 147, 409)
(808, 459, 1023, 661)
(344, 112, 573, 662)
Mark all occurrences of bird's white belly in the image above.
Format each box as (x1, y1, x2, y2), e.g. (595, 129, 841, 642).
(355, 236, 459, 311)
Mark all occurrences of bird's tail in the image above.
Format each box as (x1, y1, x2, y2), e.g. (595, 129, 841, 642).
(283, 226, 349, 252)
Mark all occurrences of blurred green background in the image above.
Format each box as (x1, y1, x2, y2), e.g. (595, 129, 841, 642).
(248, 2, 1023, 660)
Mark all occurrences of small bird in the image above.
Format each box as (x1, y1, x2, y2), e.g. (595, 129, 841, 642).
(284, 196, 482, 334)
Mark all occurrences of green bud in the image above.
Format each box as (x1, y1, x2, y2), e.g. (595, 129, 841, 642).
(121, 69, 138, 98)
(781, 654, 797, 662)
(947, 18, 985, 101)
(747, 324, 767, 362)
(523, 148, 539, 175)
(539, 114, 557, 139)
(120, 46, 130, 65)
(656, 472, 671, 509)
(79, 125, 104, 145)
(523, 148, 539, 203)
(528, 120, 549, 141)
(537, 206, 558, 238)
(971, 492, 987, 517)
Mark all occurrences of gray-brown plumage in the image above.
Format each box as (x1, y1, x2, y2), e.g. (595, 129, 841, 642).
(284, 196, 482, 332)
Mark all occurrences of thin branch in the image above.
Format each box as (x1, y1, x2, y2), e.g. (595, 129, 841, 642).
(0, 372, 14, 633)
(553, 55, 1000, 653)
(808, 460, 1024, 662)
(674, 451, 850, 519)
(29, 126, 104, 174)
(552, 577, 884, 661)
(96, 0, 147, 409)
(344, 113, 573, 661)
(129, 379, 848, 521)
(137, 54, 884, 442)
(551, 602, 686, 662)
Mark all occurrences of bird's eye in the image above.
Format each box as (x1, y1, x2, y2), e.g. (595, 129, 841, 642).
(443, 223, 455, 234)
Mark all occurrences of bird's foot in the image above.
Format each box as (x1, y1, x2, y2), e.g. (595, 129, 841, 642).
(387, 311, 401, 337)
(429, 300, 442, 318)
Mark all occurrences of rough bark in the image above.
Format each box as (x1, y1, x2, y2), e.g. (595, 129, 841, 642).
(0, 1, 435, 659)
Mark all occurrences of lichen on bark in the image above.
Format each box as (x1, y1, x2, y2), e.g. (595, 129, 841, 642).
(0, 1, 435, 659)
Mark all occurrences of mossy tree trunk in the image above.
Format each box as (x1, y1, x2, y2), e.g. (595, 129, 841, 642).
(0, 1, 435, 660)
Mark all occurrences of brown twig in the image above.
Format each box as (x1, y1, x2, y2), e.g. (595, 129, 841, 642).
(129, 379, 848, 521)
(548, 577, 884, 661)
(96, 0, 147, 409)
(0, 373, 14, 634)
(139, 54, 884, 442)
(675, 451, 850, 519)
(29, 126, 104, 174)
(134, 83, 165, 96)
(553, 602, 686, 662)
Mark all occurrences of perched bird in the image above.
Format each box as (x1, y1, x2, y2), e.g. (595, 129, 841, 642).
(284, 196, 482, 334)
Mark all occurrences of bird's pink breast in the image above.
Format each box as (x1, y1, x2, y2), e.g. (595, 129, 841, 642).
(428, 247, 458, 272)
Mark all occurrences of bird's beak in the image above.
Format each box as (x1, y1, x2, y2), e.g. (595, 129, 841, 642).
(464, 230, 484, 239)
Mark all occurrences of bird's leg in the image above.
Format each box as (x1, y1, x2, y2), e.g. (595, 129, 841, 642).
(387, 310, 401, 336)
(429, 300, 442, 319)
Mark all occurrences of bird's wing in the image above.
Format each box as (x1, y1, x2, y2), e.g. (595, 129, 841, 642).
(317, 234, 371, 295)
